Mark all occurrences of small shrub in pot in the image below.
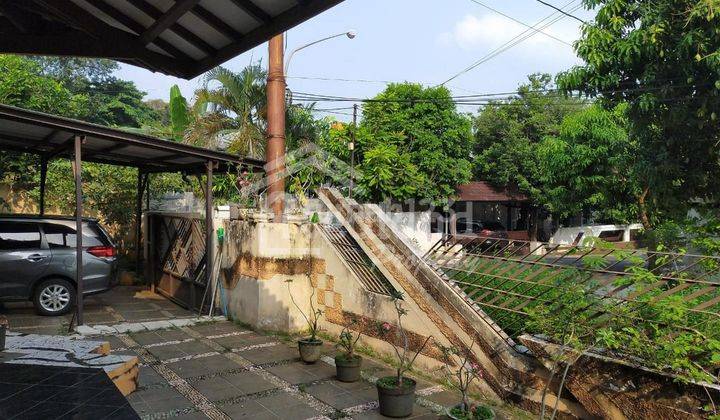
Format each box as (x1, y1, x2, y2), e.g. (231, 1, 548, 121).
(286, 279, 324, 363)
(439, 340, 494, 420)
(376, 291, 432, 418)
(335, 319, 363, 382)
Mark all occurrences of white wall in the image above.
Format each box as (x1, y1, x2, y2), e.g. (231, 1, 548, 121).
(549, 223, 643, 245)
(384, 211, 442, 253)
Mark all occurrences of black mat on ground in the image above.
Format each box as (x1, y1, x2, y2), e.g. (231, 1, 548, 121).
(0, 363, 139, 419)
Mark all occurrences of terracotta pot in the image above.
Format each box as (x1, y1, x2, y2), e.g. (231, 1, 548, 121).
(376, 376, 416, 418)
(298, 338, 323, 363)
(335, 354, 362, 382)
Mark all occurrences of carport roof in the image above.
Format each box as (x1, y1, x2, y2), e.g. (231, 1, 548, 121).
(0, 103, 264, 173)
(0, 0, 344, 79)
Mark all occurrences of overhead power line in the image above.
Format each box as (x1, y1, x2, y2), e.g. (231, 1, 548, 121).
(439, 0, 582, 86)
(535, 0, 587, 24)
(468, 0, 572, 46)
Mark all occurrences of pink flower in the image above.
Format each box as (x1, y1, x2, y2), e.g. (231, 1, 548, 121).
(381, 322, 392, 331)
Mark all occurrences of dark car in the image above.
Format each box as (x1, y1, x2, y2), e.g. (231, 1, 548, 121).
(0, 215, 118, 316)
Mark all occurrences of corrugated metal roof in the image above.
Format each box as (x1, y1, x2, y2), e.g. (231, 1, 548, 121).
(0, 104, 264, 173)
(456, 181, 528, 202)
(0, 0, 344, 79)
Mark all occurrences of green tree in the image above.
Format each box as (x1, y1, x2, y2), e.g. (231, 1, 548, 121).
(169, 84, 190, 139)
(29, 56, 157, 128)
(187, 64, 267, 157)
(0, 55, 86, 117)
(473, 74, 582, 238)
(538, 104, 639, 223)
(557, 0, 720, 228)
(360, 83, 474, 203)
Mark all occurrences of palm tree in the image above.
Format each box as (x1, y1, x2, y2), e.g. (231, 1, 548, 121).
(184, 63, 268, 159)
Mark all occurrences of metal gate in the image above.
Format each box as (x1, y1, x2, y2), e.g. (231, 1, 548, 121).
(148, 213, 208, 312)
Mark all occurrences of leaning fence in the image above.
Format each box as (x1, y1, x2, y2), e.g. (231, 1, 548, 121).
(424, 235, 720, 363)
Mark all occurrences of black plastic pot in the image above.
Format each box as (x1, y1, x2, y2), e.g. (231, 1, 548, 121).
(0, 324, 5, 351)
(298, 338, 323, 363)
(334, 354, 362, 382)
(376, 376, 417, 418)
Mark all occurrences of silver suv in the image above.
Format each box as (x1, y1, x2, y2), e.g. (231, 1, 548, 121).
(0, 216, 118, 316)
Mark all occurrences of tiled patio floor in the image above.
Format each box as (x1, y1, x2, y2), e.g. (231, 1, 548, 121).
(98, 320, 460, 419)
(1, 287, 525, 419)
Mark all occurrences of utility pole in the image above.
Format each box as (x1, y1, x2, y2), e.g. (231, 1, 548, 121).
(349, 103, 357, 199)
(266, 34, 286, 221)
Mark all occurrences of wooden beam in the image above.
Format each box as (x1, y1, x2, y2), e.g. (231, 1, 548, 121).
(125, 0, 215, 55)
(192, 0, 344, 79)
(229, 0, 270, 23)
(89, 1, 197, 62)
(191, 5, 243, 41)
(46, 135, 76, 160)
(30, 0, 192, 76)
(0, 0, 34, 33)
(83, 143, 130, 158)
(139, 0, 200, 46)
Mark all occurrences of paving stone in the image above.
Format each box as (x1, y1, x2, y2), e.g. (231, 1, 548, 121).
(170, 354, 236, 378)
(75, 325, 101, 335)
(149, 340, 216, 362)
(137, 366, 166, 387)
(266, 363, 323, 385)
(172, 411, 210, 420)
(240, 343, 298, 364)
(131, 329, 191, 346)
(188, 321, 247, 336)
(255, 391, 321, 418)
(128, 387, 191, 416)
(113, 323, 147, 333)
(221, 399, 275, 418)
(223, 371, 277, 394)
(169, 318, 196, 328)
(193, 376, 247, 402)
(141, 320, 175, 330)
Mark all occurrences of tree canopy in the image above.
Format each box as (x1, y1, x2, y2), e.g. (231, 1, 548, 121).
(473, 74, 581, 210)
(557, 0, 720, 227)
(359, 83, 474, 203)
(538, 104, 639, 223)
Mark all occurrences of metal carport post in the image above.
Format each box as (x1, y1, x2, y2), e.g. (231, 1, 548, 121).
(74, 135, 84, 326)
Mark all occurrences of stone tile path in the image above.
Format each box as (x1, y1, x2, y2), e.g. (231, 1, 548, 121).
(2, 287, 525, 419)
(101, 320, 459, 419)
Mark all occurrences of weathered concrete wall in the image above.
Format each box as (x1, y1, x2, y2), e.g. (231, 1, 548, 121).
(220, 219, 487, 392)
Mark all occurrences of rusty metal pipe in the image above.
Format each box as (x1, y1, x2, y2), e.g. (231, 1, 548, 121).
(265, 34, 286, 221)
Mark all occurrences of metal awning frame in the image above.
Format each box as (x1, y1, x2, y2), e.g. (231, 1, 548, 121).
(0, 104, 263, 326)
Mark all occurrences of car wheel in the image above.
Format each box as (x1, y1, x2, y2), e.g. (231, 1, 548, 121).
(33, 278, 75, 316)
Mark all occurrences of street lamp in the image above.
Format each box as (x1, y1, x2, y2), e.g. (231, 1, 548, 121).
(284, 30, 357, 76)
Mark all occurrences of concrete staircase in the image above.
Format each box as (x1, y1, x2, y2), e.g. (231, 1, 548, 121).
(317, 187, 589, 418)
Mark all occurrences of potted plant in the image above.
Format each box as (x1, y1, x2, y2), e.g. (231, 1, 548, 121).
(376, 291, 432, 418)
(286, 279, 324, 363)
(439, 341, 494, 420)
(335, 319, 363, 382)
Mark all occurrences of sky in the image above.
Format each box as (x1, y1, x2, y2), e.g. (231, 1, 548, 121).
(115, 0, 595, 119)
